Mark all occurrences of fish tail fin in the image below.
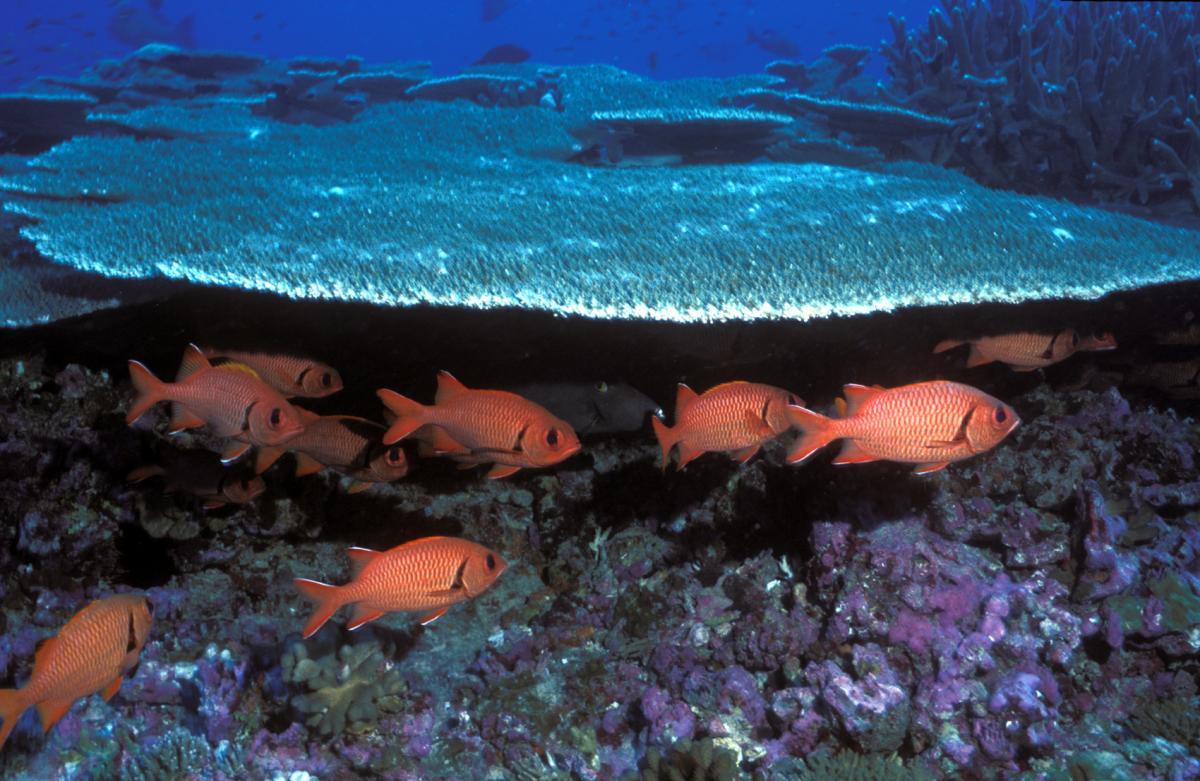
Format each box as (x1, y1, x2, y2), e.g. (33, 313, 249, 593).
(293, 579, 343, 639)
(126, 360, 168, 424)
(933, 339, 964, 354)
(376, 389, 429, 444)
(650, 415, 675, 470)
(784, 405, 836, 465)
(0, 688, 28, 750)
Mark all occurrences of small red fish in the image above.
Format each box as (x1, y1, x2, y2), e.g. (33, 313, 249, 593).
(786, 381, 1019, 474)
(651, 381, 802, 470)
(294, 536, 507, 638)
(377, 372, 580, 479)
(126, 344, 305, 462)
(127, 447, 265, 509)
(255, 409, 407, 493)
(934, 329, 1085, 371)
(0, 594, 153, 749)
(201, 348, 343, 398)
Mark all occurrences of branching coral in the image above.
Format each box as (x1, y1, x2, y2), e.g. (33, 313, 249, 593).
(881, 1, 1200, 220)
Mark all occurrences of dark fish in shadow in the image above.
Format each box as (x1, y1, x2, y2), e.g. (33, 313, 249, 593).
(473, 43, 530, 65)
(109, 0, 195, 49)
(481, 0, 515, 23)
(513, 381, 662, 436)
(746, 28, 799, 59)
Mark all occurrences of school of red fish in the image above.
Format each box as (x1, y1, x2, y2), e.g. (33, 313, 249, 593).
(0, 329, 1118, 748)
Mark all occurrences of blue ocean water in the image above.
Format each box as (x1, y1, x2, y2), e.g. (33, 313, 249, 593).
(0, 0, 934, 91)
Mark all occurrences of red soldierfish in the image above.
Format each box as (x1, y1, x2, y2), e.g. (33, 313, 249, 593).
(786, 381, 1019, 474)
(126, 344, 305, 463)
(377, 372, 581, 479)
(0, 594, 153, 749)
(255, 409, 407, 493)
(934, 329, 1115, 371)
(294, 536, 507, 638)
(651, 381, 802, 470)
(127, 448, 265, 509)
(201, 348, 343, 398)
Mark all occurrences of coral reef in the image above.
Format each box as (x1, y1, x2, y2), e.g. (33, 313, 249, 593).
(4, 85, 1199, 324)
(881, 1, 1200, 222)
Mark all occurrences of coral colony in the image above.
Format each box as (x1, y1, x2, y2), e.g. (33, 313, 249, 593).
(1, 2, 1200, 780)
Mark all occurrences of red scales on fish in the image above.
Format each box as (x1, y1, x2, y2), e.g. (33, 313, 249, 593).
(126, 344, 305, 463)
(377, 371, 581, 479)
(651, 381, 802, 469)
(786, 381, 1020, 474)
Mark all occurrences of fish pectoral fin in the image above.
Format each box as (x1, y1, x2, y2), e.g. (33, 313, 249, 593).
(100, 676, 124, 702)
(1011, 365, 1039, 372)
(831, 439, 876, 465)
(347, 605, 385, 632)
(418, 606, 450, 625)
(730, 445, 760, 463)
(167, 403, 206, 434)
(344, 480, 373, 494)
(36, 697, 75, 733)
(201, 498, 227, 510)
(744, 409, 774, 438)
(219, 441, 251, 465)
(486, 464, 522, 479)
(293, 452, 325, 477)
(913, 461, 950, 475)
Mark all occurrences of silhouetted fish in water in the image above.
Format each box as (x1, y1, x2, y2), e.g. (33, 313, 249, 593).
(481, 0, 515, 23)
(514, 381, 662, 436)
(647, 51, 658, 72)
(108, 0, 195, 49)
(746, 28, 799, 58)
(26, 18, 42, 31)
(474, 44, 530, 65)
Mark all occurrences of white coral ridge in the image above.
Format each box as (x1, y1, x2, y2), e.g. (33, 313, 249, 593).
(3, 83, 1199, 324)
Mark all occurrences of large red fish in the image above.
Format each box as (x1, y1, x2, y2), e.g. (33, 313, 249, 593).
(786, 381, 1019, 474)
(127, 448, 265, 509)
(651, 381, 802, 470)
(0, 594, 153, 749)
(377, 372, 580, 479)
(126, 344, 305, 463)
(255, 409, 407, 493)
(294, 536, 507, 638)
(201, 348, 343, 398)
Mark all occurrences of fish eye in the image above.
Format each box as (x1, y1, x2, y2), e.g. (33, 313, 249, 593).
(486, 554, 496, 571)
(1070, 332, 1079, 347)
(386, 445, 403, 465)
(595, 382, 608, 392)
(269, 408, 282, 427)
(321, 372, 332, 388)
(547, 428, 559, 446)
(787, 394, 797, 405)
(995, 407, 1007, 424)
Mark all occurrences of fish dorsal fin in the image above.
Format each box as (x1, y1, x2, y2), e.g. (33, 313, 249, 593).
(213, 360, 260, 380)
(841, 384, 882, 417)
(675, 383, 698, 415)
(346, 547, 380, 578)
(834, 397, 847, 418)
(176, 343, 212, 382)
(435, 371, 469, 403)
